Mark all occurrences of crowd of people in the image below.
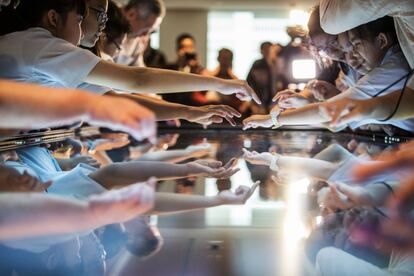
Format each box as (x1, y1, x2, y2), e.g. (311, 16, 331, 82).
(0, 0, 414, 275)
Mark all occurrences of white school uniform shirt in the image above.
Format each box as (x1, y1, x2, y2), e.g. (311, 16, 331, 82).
(319, 0, 414, 70)
(0, 27, 100, 88)
(328, 46, 414, 132)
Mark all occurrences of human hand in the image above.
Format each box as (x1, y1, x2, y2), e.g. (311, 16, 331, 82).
(310, 80, 341, 101)
(89, 178, 156, 224)
(186, 105, 241, 126)
(219, 79, 262, 104)
(186, 158, 240, 179)
(70, 155, 101, 169)
(217, 181, 260, 204)
(87, 96, 157, 143)
(319, 98, 377, 129)
(273, 89, 311, 109)
(353, 141, 414, 182)
(318, 182, 372, 211)
(242, 148, 273, 166)
(242, 114, 273, 130)
(0, 165, 52, 192)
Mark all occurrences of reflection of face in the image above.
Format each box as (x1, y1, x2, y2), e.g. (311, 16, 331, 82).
(348, 29, 384, 75)
(81, 0, 109, 47)
(56, 10, 84, 46)
(310, 33, 343, 61)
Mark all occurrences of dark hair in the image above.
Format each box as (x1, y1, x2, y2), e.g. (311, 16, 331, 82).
(126, 234, 163, 258)
(260, 41, 272, 51)
(218, 48, 233, 60)
(0, 0, 87, 36)
(176, 33, 195, 51)
(125, 0, 165, 20)
(352, 16, 397, 44)
(105, 0, 131, 42)
(307, 5, 323, 39)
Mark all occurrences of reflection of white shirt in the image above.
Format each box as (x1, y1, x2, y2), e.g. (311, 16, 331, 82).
(328, 46, 414, 131)
(320, 0, 414, 69)
(0, 27, 100, 88)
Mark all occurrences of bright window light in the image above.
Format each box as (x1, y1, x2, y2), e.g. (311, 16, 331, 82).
(289, 9, 310, 28)
(292, 59, 316, 80)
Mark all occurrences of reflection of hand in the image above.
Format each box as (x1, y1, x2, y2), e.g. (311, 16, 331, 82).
(217, 181, 260, 204)
(242, 148, 273, 166)
(272, 89, 296, 102)
(318, 182, 372, 211)
(89, 178, 156, 224)
(89, 137, 130, 152)
(186, 105, 241, 126)
(319, 98, 377, 128)
(186, 158, 240, 179)
(353, 141, 414, 181)
(219, 79, 262, 104)
(0, 167, 52, 192)
(155, 134, 180, 150)
(71, 155, 101, 169)
(242, 114, 273, 130)
(88, 96, 157, 143)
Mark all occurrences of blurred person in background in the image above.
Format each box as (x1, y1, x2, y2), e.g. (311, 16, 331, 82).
(247, 42, 287, 114)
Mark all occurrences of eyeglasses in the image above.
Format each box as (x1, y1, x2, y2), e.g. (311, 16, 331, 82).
(89, 7, 108, 26)
(111, 40, 122, 51)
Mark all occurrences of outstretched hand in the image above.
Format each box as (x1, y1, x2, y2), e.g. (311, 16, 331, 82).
(186, 158, 240, 179)
(218, 181, 260, 204)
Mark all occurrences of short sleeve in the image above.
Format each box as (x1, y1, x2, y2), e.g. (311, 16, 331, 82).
(78, 82, 112, 95)
(34, 37, 101, 88)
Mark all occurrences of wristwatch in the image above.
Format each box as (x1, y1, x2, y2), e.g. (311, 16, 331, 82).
(270, 154, 280, 171)
(270, 110, 282, 129)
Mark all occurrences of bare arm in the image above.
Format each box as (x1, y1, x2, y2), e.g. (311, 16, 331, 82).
(0, 80, 156, 141)
(148, 181, 260, 215)
(86, 60, 261, 103)
(89, 159, 237, 189)
(0, 181, 154, 240)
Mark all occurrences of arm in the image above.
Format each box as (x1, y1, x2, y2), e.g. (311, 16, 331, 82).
(105, 91, 241, 125)
(242, 149, 337, 180)
(0, 181, 154, 240)
(148, 181, 260, 215)
(90, 159, 238, 189)
(320, 0, 397, 34)
(0, 80, 156, 141)
(87, 60, 261, 104)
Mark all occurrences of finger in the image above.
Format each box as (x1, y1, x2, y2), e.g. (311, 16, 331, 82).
(248, 87, 262, 105)
(224, 116, 237, 126)
(216, 105, 241, 118)
(208, 160, 223, 168)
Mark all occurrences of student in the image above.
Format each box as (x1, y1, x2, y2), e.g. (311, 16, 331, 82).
(0, 80, 155, 140)
(0, 0, 261, 103)
(243, 17, 414, 133)
(79, 0, 242, 126)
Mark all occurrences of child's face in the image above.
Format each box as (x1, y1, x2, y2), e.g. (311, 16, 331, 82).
(80, 0, 109, 48)
(56, 10, 84, 46)
(338, 33, 361, 72)
(348, 29, 385, 75)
